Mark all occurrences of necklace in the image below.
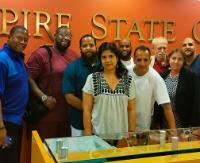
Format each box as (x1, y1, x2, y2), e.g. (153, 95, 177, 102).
(169, 71, 179, 78)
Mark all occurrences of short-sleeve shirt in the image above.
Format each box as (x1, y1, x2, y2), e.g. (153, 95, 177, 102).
(0, 44, 29, 125)
(188, 55, 200, 78)
(121, 57, 134, 70)
(164, 75, 182, 128)
(82, 72, 136, 139)
(26, 47, 78, 122)
(128, 67, 170, 131)
(62, 57, 99, 130)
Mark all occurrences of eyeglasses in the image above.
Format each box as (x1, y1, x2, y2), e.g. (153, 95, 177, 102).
(182, 43, 193, 47)
(58, 34, 72, 40)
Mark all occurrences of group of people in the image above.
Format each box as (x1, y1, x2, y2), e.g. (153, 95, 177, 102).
(0, 25, 200, 163)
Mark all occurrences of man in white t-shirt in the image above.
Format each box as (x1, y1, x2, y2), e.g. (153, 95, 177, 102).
(128, 45, 176, 131)
(119, 38, 134, 69)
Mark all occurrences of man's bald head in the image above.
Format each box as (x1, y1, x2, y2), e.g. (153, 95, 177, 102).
(119, 38, 132, 61)
(182, 37, 195, 57)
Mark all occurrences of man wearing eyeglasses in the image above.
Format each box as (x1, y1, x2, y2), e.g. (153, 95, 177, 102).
(26, 26, 78, 140)
(182, 37, 200, 78)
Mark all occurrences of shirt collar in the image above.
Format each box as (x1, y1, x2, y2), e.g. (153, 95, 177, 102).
(80, 57, 99, 67)
(2, 43, 25, 61)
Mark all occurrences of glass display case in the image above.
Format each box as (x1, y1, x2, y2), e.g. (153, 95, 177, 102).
(44, 127, 200, 163)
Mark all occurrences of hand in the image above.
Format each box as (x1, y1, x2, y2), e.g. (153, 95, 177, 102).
(0, 127, 7, 148)
(127, 132, 137, 146)
(43, 96, 56, 110)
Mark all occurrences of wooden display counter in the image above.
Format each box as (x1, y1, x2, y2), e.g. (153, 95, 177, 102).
(31, 128, 200, 163)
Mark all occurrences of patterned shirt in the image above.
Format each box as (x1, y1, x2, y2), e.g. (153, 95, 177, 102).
(83, 72, 136, 139)
(165, 74, 182, 128)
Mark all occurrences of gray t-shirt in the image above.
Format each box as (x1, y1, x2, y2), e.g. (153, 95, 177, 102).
(83, 72, 136, 139)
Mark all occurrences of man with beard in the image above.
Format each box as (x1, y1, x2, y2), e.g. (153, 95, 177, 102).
(26, 26, 78, 140)
(62, 34, 98, 136)
(182, 37, 200, 127)
(119, 38, 134, 69)
(182, 37, 200, 78)
(150, 37, 169, 74)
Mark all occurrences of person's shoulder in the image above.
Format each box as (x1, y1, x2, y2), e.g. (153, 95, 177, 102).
(149, 67, 160, 76)
(67, 57, 82, 69)
(0, 50, 11, 64)
(148, 67, 163, 81)
(150, 55, 156, 67)
(0, 50, 8, 59)
(196, 54, 200, 62)
(181, 67, 196, 77)
(86, 73, 94, 81)
(69, 57, 81, 65)
(27, 47, 50, 64)
(150, 55, 156, 60)
(127, 66, 134, 75)
(66, 48, 79, 58)
(91, 72, 101, 78)
(93, 71, 101, 75)
(31, 46, 50, 58)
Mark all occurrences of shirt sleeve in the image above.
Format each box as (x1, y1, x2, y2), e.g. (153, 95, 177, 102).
(0, 61, 7, 96)
(154, 73, 170, 105)
(62, 63, 75, 94)
(82, 74, 94, 95)
(26, 48, 47, 79)
(128, 75, 136, 100)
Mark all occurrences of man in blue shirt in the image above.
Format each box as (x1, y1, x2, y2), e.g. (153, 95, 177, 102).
(0, 25, 29, 163)
(182, 37, 200, 126)
(63, 34, 98, 136)
(182, 37, 200, 78)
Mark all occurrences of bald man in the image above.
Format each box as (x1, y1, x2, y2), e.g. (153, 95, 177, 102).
(119, 38, 134, 69)
(182, 37, 200, 77)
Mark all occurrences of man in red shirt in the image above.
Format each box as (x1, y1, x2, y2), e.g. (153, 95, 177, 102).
(150, 37, 169, 74)
(150, 37, 169, 129)
(26, 26, 78, 140)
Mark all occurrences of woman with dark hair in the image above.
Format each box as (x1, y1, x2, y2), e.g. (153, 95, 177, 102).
(161, 48, 198, 128)
(82, 42, 136, 141)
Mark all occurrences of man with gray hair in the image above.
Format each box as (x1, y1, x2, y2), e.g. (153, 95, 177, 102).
(150, 37, 169, 74)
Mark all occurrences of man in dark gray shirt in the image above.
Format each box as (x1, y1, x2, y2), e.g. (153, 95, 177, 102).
(182, 37, 200, 78)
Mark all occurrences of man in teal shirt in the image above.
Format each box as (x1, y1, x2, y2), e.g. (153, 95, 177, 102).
(63, 34, 98, 136)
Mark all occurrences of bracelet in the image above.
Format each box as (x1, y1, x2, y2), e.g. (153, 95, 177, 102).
(0, 126, 5, 130)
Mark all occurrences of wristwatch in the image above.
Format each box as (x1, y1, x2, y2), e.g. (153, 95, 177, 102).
(41, 95, 48, 102)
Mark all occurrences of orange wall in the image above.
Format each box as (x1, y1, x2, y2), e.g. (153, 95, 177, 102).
(0, 0, 200, 61)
